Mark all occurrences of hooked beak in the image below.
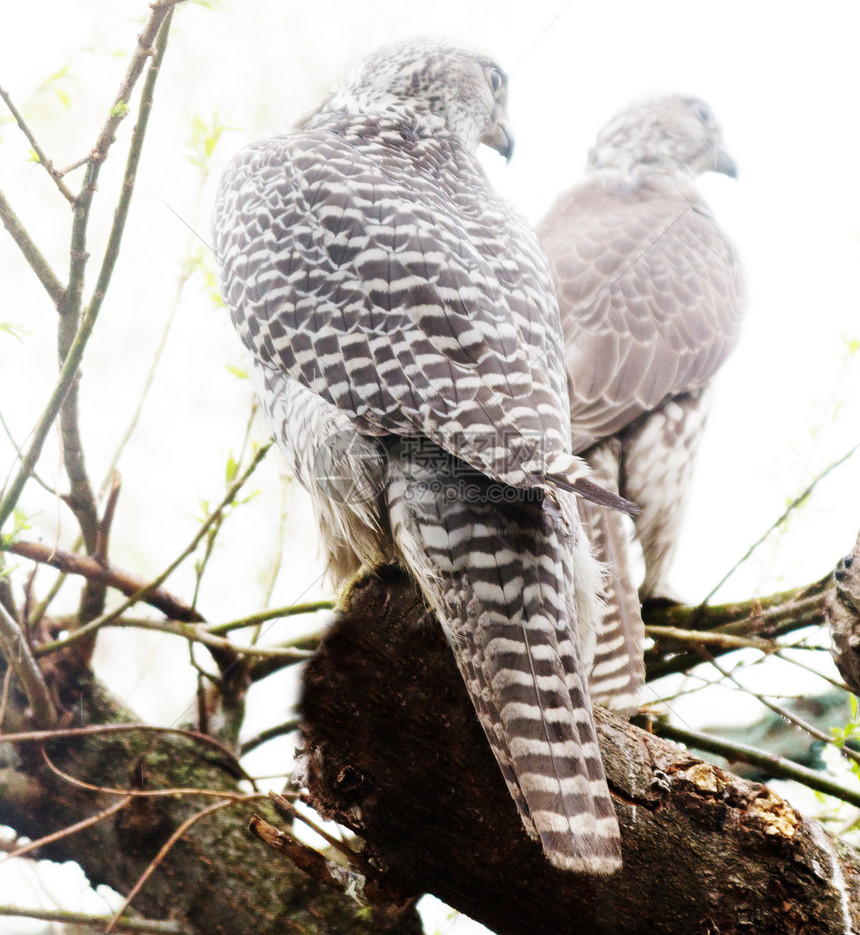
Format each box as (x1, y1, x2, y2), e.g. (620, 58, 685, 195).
(713, 145, 738, 179)
(482, 120, 514, 163)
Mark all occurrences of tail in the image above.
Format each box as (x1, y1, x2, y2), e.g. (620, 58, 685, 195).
(386, 439, 622, 873)
(579, 440, 645, 715)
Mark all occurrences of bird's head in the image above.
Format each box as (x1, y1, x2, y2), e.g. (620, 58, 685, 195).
(588, 95, 736, 180)
(327, 38, 514, 161)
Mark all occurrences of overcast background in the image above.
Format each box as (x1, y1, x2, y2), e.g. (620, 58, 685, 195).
(1, 2, 859, 931)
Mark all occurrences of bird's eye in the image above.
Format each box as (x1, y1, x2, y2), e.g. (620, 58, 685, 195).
(488, 68, 504, 94)
(693, 101, 712, 124)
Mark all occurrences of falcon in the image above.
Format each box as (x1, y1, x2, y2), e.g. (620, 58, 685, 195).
(213, 39, 624, 872)
(537, 95, 746, 713)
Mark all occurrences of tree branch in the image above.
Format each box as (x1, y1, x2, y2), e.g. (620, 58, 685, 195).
(0, 906, 189, 935)
(0, 602, 56, 728)
(0, 84, 77, 204)
(5, 538, 204, 623)
(644, 574, 833, 680)
(0, 187, 66, 305)
(0, 672, 382, 935)
(300, 567, 860, 935)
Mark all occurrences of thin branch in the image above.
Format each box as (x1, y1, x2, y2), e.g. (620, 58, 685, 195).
(7, 794, 133, 860)
(5, 538, 204, 623)
(77, 471, 123, 629)
(249, 815, 360, 894)
(86, 6, 176, 334)
(40, 746, 257, 801)
(0, 666, 12, 728)
(0, 907, 189, 935)
(0, 84, 77, 204)
(28, 441, 272, 656)
(702, 649, 860, 769)
(209, 602, 333, 635)
(42, 615, 313, 661)
(106, 798, 244, 934)
(0, 723, 247, 777)
(0, 188, 66, 305)
(0, 408, 60, 498)
(644, 577, 832, 681)
(702, 442, 860, 604)
(0, 2, 181, 536)
(240, 718, 300, 756)
(267, 791, 367, 869)
(0, 602, 56, 728)
(61, 6, 177, 581)
(645, 624, 777, 653)
(655, 720, 860, 809)
(259, 471, 291, 619)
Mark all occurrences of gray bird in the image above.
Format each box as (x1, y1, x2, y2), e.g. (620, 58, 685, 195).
(537, 95, 746, 714)
(213, 39, 623, 872)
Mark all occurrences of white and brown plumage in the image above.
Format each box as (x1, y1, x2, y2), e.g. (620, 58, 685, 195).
(213, 39, 623, 872)
(538, 95, 746, 713)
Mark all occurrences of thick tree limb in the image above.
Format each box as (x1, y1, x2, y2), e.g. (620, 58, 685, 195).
(0, 669, 388, 935)
(301, 567, 860, 935)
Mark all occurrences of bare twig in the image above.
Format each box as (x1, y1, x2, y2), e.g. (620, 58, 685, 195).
(702, 649, 860, 769)
(0, 83, 77, 204)
(644, 577, 832, 681)
(248, 814, 365, 896)
(240, 718, 300, 756)
(62, 5, 178, 598)
(209, 602, 332, 635)
(27, 441, 272, 658)
(0, 722, 247, 777)
(42, 616, 313, 661)
(78, 471, 122, 626)
(267, 791, 366, 868)
(5, 538, 204, 623)
(0, 907, 189, 935)
(0, 666, 12, 728)
(105, 797, 247, 933)
(40, 747, 255, 800)
(0, 1, 180, 537)
(0, 602, 56, 728)
(645, 624, 777, 653)
(7, 793, 133, 859)
(0, 188, 66, 305)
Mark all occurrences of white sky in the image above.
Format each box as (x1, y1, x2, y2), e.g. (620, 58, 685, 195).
(1, 2, 859, 932)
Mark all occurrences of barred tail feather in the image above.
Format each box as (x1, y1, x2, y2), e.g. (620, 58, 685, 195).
(386, 439, 622, 873)
(580, 440, 645, 715)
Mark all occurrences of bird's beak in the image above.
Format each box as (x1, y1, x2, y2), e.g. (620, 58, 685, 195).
(713, 145, 738, 179)
(482, 120, 514, 163)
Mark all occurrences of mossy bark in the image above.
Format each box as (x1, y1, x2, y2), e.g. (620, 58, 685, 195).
(301, 566, 860, 935)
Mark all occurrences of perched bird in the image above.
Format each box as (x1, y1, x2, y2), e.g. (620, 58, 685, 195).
(537, 95, 746, 713)
(213, 38, 624, 872)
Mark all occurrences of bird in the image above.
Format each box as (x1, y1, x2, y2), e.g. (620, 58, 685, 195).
(213, 38, 624, 873)
(537, 95, 746, 714)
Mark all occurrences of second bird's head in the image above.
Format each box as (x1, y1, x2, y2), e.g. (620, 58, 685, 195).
(588, 94, 737, 180)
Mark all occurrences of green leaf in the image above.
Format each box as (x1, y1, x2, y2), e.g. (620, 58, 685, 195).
(225, 454, 238, 484)
(0, 323, 27, 342)
(224, 363, 248, 380)
(110, 100, 129, 118)
(185, 112, 229, 170)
